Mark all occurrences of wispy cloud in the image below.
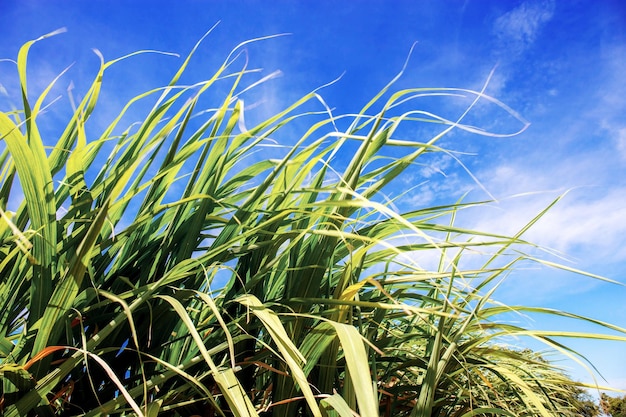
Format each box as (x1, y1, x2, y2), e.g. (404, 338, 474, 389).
(467, 157, 626, 270)
(596, 44, 626, 161)
(493, 0, 555, 57)
(614, 127, 626, 160)
(464, 35, 626, 271)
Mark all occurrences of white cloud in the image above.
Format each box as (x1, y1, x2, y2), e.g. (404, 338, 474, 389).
(531, 190, 626, 257)
(595, 45, 626, 161)
(399, 155, 474, 208)
(598, 44, 626, 106)
(466, 160, 626, 268)
(616, 127, 626, 160)
(493, 0, 555, 56)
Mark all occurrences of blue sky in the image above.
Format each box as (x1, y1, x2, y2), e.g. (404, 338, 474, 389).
(2, 0, 626, 391)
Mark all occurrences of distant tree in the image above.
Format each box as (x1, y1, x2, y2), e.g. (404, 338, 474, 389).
(601, 393, 626, 417)
(570, 387, 601, 417)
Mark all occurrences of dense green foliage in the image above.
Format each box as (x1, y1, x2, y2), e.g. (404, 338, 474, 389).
(1, 30, 624, 416)
(602, 393, 626, 417)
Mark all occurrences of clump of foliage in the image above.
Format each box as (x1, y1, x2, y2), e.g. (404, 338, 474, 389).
(1, 28, 624, 417)
(602, 393, 626, 417)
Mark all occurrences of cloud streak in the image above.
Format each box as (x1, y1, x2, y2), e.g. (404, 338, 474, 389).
(493, 0, 555, 57)
(462, 151, 626, 272)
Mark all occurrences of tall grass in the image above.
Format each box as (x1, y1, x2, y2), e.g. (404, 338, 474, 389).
(0, 29, 624, 416)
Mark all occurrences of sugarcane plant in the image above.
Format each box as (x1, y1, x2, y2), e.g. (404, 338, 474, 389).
(0, 28, 623, 417)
